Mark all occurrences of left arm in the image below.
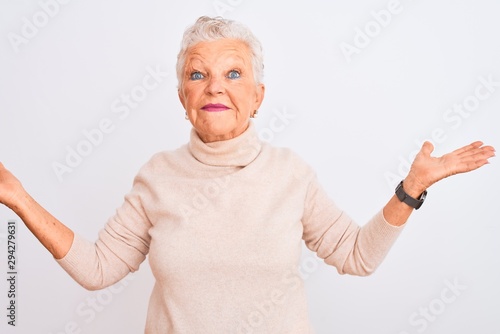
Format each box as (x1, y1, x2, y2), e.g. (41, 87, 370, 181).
(302, 140, 494, 276)
(383, 141, 495, 226)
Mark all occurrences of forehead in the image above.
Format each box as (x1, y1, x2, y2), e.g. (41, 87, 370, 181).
(185, 39, 251, 66)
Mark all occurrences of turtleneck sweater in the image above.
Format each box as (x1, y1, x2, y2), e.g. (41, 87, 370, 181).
(57, 122, 405, 333)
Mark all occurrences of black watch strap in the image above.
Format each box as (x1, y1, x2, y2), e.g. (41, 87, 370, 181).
(395, 180, 427, 210)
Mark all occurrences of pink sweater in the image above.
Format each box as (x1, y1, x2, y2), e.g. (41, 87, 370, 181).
(57, 122, 404, 333)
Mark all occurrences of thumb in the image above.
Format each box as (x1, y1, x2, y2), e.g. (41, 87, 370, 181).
(420, 141, 434, 157)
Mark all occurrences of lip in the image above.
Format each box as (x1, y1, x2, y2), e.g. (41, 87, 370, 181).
(201, 103, 230, 112)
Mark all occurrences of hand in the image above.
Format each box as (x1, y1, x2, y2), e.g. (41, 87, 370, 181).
(0, 163, 25, 209)
(407, 141, 495, 193)
(0, 162, 74, 259)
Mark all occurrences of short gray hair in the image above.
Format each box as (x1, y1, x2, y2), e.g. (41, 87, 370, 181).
(176, 16, 264, 86)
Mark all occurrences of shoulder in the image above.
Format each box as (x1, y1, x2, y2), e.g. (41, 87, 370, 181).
(262, 143, 303, 163)
(134, 144, 190, 180)
(260, 143, 316, 181)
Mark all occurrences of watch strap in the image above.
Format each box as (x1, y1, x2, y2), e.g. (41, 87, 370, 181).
(395, 180, 427, 210)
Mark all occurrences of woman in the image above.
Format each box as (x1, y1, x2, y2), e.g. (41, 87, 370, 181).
(0, 16, 495, 333)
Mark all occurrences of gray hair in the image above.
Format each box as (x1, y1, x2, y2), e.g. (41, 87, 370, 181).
(176, 16, 264, 86)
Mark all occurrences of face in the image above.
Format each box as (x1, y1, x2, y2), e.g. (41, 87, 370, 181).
(178, 39, 265, 143)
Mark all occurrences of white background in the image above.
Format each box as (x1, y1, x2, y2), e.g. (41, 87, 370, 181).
(1, 0, 499, 333)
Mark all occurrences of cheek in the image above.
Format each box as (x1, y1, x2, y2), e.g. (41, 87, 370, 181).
(185, 96, 201, 111)
(232, 87, 257, 110)
(182, 85, 202, 105)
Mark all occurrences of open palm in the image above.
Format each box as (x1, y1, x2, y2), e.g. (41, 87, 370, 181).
(410, 141, 496, 190)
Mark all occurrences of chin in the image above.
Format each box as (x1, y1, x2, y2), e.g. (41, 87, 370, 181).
(197, 125, 230, 138)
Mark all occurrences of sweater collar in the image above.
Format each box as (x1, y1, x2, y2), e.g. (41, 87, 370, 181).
(188, 121, 262, 167)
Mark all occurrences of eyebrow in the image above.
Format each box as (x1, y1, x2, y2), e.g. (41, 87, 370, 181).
(185, 58, 248, 74)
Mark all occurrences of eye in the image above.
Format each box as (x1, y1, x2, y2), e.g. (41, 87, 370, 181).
(190, 71, 204, 80)
(227, 70, 241, 80)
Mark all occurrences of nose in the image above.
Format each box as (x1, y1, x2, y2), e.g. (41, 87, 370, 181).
(205, 75, 225, 95)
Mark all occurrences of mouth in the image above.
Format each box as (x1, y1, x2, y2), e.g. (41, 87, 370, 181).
(201, 103, 230, 112)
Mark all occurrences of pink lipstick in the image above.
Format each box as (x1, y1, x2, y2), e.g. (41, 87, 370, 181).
(201, 103, 230, 112)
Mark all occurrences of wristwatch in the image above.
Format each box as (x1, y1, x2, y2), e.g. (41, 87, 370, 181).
(395, 180, 427, 210)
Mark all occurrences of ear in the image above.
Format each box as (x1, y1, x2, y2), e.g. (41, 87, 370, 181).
(253, 83, 265, 111)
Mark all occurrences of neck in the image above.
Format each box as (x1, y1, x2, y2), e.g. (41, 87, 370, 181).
(195, 121, 250, 143)
(188, 121, 262, 167)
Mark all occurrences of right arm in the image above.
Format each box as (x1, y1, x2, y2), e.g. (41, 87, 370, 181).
(0, 161, 152, 290)
(0, 162, 73, 259)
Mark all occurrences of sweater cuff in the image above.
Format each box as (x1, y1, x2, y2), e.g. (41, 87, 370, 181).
(55, 234, 94, 283)
(369, 209, 406, 244)
(379, 208, 406, 229)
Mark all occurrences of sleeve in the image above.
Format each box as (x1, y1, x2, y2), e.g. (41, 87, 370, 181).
(301, 174, 405, 276)
(56, 166, 153, 290)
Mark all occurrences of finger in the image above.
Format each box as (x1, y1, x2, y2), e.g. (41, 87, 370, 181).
(455, 148, 495, 172)
(461, 158, 491, 173)
(421, 141, 434, 156)
(453, 141, 484, 156)
(457, 145, 496, 161)
(472, 147, 495, 161)
(480, 145, 497, 155)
